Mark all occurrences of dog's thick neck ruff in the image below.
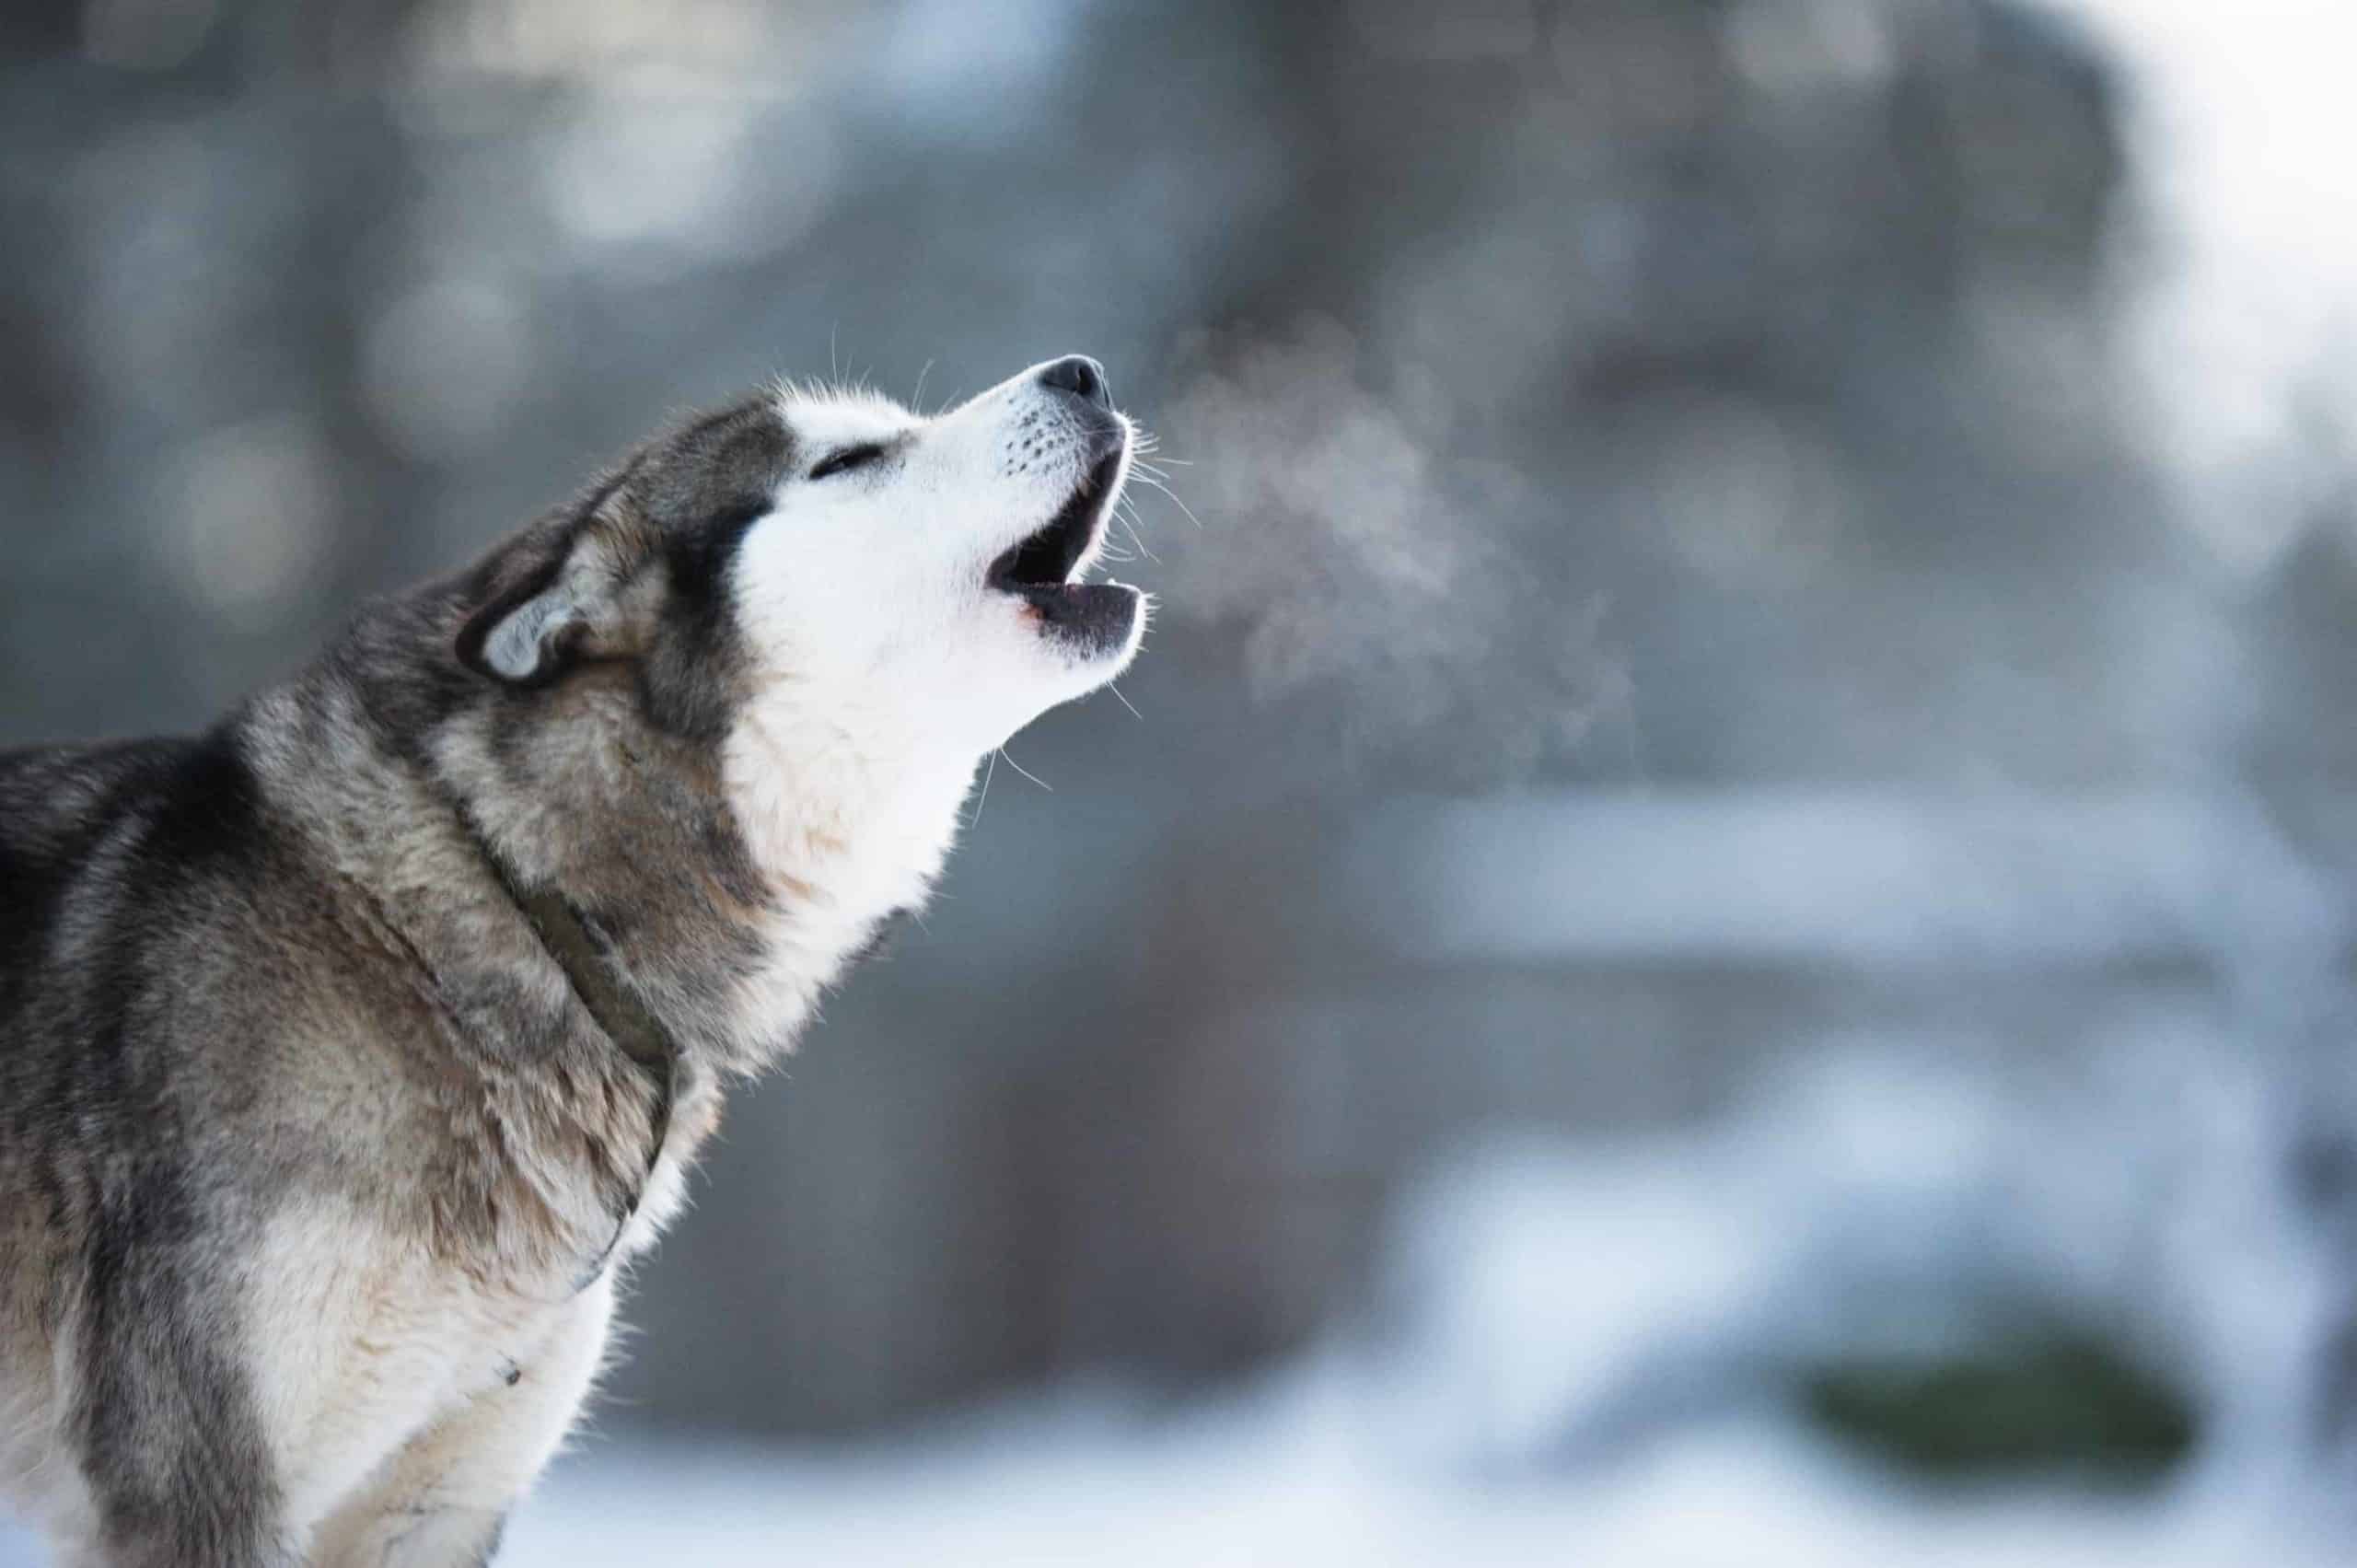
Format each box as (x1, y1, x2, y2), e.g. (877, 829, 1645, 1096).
(459, 816, 677, 1087)
(454, 796, 677, 1275)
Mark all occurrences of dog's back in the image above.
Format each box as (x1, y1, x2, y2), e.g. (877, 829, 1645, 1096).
(0, 729, 298, 1555)
(0, 728, 277, 1199)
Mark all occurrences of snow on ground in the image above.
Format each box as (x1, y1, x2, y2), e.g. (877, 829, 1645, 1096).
(494, 1042, 2353, 1567)
(500, 1406, 2340, 1568)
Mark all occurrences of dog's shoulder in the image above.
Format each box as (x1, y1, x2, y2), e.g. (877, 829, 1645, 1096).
(0, 725, 285, 995)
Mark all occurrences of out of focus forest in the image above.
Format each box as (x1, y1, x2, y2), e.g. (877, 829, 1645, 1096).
(4, 0, 2357, 1562)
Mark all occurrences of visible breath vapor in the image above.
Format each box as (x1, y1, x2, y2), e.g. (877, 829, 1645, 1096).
(1148, 319, 1614, 783)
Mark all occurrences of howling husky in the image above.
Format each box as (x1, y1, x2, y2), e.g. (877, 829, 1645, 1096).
(0, 355, 1148, 1565)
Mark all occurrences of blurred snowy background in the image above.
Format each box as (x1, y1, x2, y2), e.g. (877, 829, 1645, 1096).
(4, 0, 2357, 1562)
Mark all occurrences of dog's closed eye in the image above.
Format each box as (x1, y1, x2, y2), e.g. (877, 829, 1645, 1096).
(807, 444, 888, 481)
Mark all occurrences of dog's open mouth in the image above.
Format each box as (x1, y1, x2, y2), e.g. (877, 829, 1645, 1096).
(987, 449, 1124, 592)
(986, 448, 1142, 656)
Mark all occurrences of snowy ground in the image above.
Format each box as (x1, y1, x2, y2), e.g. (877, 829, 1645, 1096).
(496, 1407, 2345, 1568)
(493, 1042, 2357, 1566)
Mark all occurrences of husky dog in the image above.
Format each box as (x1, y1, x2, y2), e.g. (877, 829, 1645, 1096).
(0, 355, 1148, 1565)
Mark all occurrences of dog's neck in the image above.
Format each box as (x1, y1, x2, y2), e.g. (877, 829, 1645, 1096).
(725, 692, 976, 914)
(425, 676, 981, 1264)
(413, 664, 977, 1081)
(711, 689, 979, 1040)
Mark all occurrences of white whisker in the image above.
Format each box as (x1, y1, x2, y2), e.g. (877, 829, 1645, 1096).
(997, 749, 1053, 793)
(1131, 471, 1204, 531)
(970, 749, 1000, 827)
(1114, 499, 1162, 563)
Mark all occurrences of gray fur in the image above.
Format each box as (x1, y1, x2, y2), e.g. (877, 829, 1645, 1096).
(0, 367, 1145, 1565)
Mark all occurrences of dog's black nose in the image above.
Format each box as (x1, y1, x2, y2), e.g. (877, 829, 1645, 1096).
(1039, 354, 1113, 411)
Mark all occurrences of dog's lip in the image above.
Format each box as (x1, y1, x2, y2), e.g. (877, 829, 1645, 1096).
(1008, 578, 1144, 658)
(987, 447, 1125, 593)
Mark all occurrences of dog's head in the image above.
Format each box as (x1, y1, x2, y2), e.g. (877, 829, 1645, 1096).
(451, 355, 1147, 766)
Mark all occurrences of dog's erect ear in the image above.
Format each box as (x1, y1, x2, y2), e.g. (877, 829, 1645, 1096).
(459, 567, 590, 685)
(457, 508, 646, 687)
